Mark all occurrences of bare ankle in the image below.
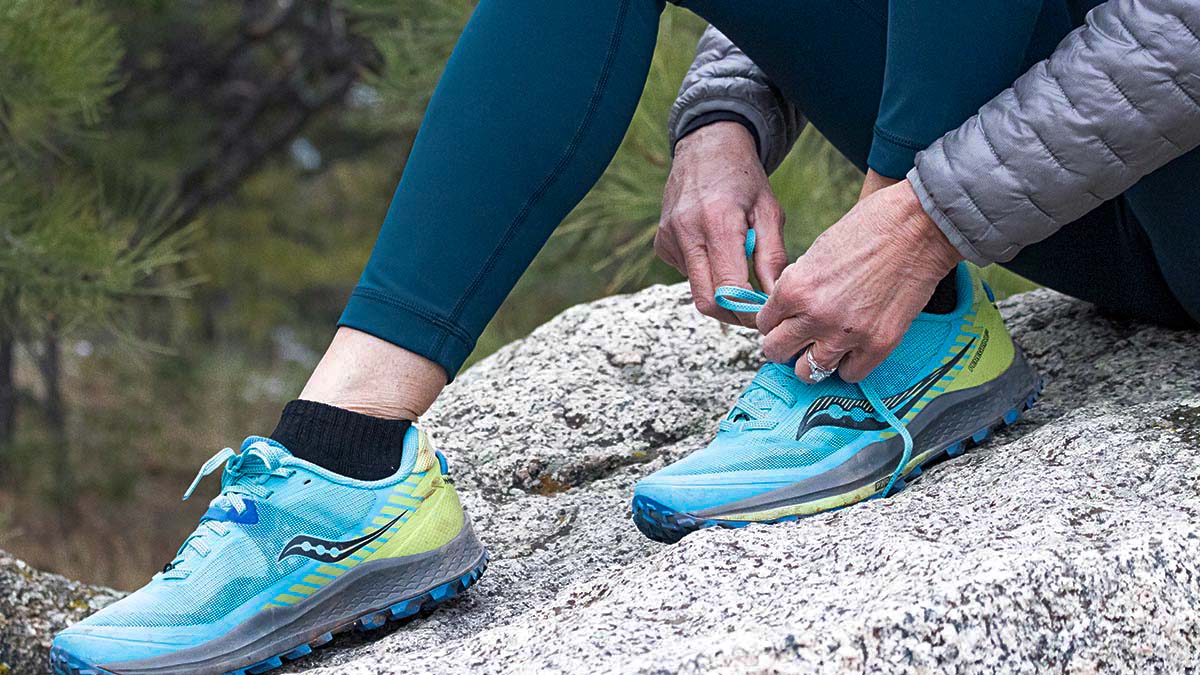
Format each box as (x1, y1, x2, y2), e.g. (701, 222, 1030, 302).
(300, 328, 447, 421)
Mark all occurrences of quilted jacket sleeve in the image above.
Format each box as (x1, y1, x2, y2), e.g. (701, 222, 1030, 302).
(909, 0, 1200, 265)
(668, 25, 806, 174)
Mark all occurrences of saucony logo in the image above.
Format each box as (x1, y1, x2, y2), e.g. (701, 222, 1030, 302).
(278, 514, 403, 563)
(795, 337, 976, 439)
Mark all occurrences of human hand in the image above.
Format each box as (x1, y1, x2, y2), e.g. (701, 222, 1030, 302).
(756, 180, 964, 383)
(658, 121, 787, 327)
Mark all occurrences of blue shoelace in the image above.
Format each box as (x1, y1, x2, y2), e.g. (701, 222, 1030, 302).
(713, 229, 914, 496)
(161, 442, 295, 578)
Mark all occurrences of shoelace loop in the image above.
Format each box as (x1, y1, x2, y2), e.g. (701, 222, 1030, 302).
(163, 442, 294, 578)
(711, 230, 914, 497)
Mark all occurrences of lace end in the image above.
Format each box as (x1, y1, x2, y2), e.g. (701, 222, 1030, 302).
(860, 381, 914, 497)
(183, 447, 236, 501)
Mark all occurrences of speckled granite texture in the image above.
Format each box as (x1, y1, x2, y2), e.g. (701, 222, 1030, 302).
(0, 551, 122, 674)
(6, 285, 1199, 674)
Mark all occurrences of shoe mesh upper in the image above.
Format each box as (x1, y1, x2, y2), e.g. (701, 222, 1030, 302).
(660, 318, 954, 478)
(85, 478, 373, 628)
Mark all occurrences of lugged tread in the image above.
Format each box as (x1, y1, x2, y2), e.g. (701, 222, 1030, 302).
(49, 552, 489, 675)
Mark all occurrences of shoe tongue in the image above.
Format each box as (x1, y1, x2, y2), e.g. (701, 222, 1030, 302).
(235, 436, 294, 472)
(730, 365, 795, 421)
(241, 435, 293, 456)
(731, 388, 776, 421)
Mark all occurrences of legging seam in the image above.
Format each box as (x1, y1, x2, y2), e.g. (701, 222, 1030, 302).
(435, 0, 633, 359)
(350, 286, 474, 346)
(872, 124, 925, 151)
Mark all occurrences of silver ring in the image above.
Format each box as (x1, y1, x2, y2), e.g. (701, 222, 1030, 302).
(806, 348, 838, 383)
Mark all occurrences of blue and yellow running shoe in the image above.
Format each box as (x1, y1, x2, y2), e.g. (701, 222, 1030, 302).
(51, 426, 487, 675)
(633, 263, 1041, 543)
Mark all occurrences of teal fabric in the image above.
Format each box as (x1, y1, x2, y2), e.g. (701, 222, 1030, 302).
(340, 0, 1196, 380)
(341, 0, 665, 378)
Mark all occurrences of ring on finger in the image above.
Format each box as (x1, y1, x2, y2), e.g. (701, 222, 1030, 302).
(806, 349, 839, 383)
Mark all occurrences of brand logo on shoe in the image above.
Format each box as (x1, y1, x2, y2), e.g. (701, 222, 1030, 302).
(967, 328, 989, 372)
(278, 514, 404, 563)
(795, 337, 976, 439)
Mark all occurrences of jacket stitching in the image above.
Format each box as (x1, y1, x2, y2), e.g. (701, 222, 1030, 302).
(1175, 13, 1200, 46)
(1029, 127, 1084, 176)
(976, 119, 1007, 169)
(436, 0, 633, 359)
(1166, 76, 1200, 113)
(958, 186, 999, 232)
(1103, 71, 1145, 116)
(1093, 133, 1130, 168)
(1113, 11, 1150, 53)
(1098, 46, 1185, 151)
(1022, 191, 1056, 224)
(940, 142, 1021, 252)
(1048, 73, 1079, 114)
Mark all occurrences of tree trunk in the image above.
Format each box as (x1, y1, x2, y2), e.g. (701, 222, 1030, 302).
(0, 285, 17, 458)
(38, 327, 74, 508)
(0, 335, 14, 448)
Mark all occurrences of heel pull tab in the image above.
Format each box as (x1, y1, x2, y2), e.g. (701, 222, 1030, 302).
(435, 449, 450, 476)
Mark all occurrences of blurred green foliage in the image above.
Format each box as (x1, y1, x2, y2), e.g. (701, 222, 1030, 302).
(0, 1, 1034, 588)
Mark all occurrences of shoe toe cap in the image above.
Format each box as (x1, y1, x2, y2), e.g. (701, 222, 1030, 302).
(52, 624, 191, 670)
(634, 472, 790, 516)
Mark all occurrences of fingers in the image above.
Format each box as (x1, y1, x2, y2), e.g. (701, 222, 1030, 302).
(761, 315, 816, 364)
(653, 227, 684, 274)
(837, 329, 903, 383)
(755, 267, 798, 336)
(683, 247, 743, 326)
(707, 233, 757, 328)
(750, 202, 788, 294)
(795, 340, 849, 384)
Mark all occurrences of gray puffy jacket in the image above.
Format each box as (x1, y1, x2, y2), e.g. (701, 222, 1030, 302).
(669, 0, 1200, 265)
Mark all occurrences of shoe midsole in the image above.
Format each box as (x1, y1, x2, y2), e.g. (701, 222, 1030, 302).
(693, 347, 1041, 520)
(101, 519, 486, 675)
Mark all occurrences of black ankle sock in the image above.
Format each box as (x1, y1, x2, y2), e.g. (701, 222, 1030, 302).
(923, 272, 958, 314)
(269, 400, 409, 481)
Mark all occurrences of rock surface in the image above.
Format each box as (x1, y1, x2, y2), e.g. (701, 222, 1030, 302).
(5, 284, 1200, 674)
(0, 551, 122, 674)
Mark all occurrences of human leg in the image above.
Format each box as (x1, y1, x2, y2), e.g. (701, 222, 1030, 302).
(52, 2, 669, 672)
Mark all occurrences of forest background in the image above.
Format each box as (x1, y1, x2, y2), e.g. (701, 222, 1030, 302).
(0, 0, 1033, 589)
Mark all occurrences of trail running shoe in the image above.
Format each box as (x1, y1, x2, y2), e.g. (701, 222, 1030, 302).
(51, 426, 487, 675)
(633, 263, 1041, 543)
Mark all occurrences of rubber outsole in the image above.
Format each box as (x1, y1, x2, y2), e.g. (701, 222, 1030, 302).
(49, 551, 489, 675)
(632, 380, 1044, 544)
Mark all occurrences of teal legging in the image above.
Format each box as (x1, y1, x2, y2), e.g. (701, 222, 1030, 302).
(340, 0, 1199, 379)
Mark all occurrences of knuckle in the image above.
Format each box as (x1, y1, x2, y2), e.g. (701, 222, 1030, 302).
(761, 200, 784, 224)
(668, 207, 699, 229)
(714, 271, 746, 288)
(868, 332, 899, 355)
(766, 246, 790, 264)
(653, 232, 671, 256)
(806, 301, 836, 326)
(700, 201, 738, 227)
(794, 361, 813, 382)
